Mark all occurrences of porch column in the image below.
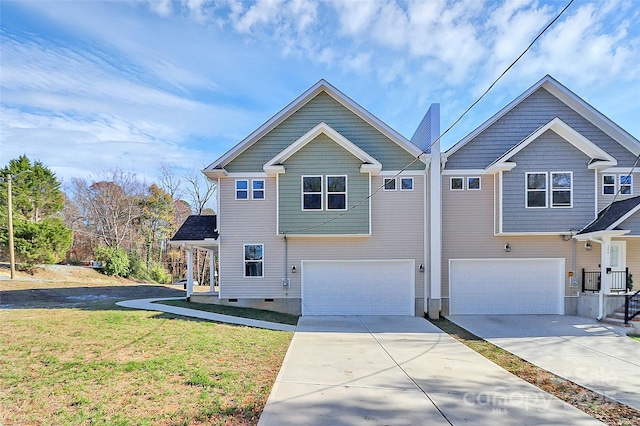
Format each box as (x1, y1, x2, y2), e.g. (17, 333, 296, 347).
(600, 236, 612, 294)
(209, 250, 215, 292)
(186, 246, 194, 298)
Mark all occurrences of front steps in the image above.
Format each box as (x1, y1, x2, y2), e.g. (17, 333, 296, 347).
(601, 298, 640, 327)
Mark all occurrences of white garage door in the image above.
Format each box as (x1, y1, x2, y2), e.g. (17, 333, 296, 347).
(302, 260, 415, 316)
(449, 258, 564, 315)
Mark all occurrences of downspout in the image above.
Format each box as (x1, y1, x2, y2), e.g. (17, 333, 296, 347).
(283, 233, 290, 289)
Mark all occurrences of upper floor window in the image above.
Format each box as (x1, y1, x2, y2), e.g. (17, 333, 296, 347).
(526, 172, 547, 208)
(243, 244, 263, 277)
(302, 176, 322, 210)
(327, 176, 347, 210)
(551, 172, 572, 207)
(602, 174, 634, 195)
(450, 177, 464, 191)
(383, 178, 396, 191)
(252, 179, 265, 199)
(400, 177, 414, 191)
(467, 177, 481, 190)
(236, 180, 249, 200)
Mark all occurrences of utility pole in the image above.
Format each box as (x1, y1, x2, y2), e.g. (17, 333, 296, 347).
(7, 175, 16, 279)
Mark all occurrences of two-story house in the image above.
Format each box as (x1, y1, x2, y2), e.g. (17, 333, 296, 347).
(171, 75, 639, 321)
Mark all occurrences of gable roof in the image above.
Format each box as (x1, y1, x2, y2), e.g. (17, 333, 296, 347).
(485, 117, 617, 173)
(445, 75, 640, 160)
(263, 122, 382, 176)
(204, 80, 426, 176)
(578, 196, 640, 235)
(171, 215, 218, 242)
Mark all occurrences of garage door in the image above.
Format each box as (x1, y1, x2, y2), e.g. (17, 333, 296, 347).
(449, 258, 564, 315)
(302, 260, 415, 315)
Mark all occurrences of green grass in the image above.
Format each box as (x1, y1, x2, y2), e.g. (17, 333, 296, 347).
(0, 308, 293, 425)
(631, 335, 640, 342)
(156, 300, 300, 326)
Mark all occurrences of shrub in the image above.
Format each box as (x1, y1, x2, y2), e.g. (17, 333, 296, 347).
(149, 262, 171, 284)
(127, 252, 150, 282)
(94, 246, 130, 277)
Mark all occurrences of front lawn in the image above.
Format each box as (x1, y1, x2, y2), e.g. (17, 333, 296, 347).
(156, 300, 300, 326)
(0, 307, 292, 425)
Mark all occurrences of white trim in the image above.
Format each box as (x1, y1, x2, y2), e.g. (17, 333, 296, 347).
(379, 170, 427, 176)
(235, 179, 249, 200)
(301, 175, 323, 211)
(368, 172, 372, 235)
(487, 117, 617, 172)
(400, 177, 414, 191)
(574, 229, 630, 240)
(450, 177, 464, 191)
(467, 176, 481, 191)
(326, 175, 347, 211)
(445, 75, 640, 159)
(263, 122, 382, 176)
(497, 231, 581, 236)
(620, 174, 633, 195)
(602, 174, 617, 196)
(383, 177, 397, 191)
(498, 171, 503, 234)
(550, 171, 573, 208)
(603, 167, 640, 173)
(442, 169, 487, 176)
(276, 174, 280, 235)
(205, 80, 426, 172)
(286, 233, 371, 238)
(525, 172, 548, 208)
(251, 179, 265, 200)
(243, 243, 264, 278)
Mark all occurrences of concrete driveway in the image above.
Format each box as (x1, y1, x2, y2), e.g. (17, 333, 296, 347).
(448, 315, 640, 411)
(259, 316, 601, 425)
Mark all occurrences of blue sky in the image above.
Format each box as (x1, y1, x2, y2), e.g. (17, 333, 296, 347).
(1, 0, 639, 185)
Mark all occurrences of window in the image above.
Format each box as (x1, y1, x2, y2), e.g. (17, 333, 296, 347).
(252, 179, 265, 199)
(526, 172, 547, 208)
(603, 175, 616, 195)
(400, 177, 414, 191)
(243, 244, 263, 277)
(620, 175, 633, 195)
(236, 180, 248, 200)
(383, 178, 396, 191)
(467, 177, 481, 190)
(326, 176, 347, 210)
(302, 176, 322, 210)
(551, 172, 572, 207)
(450, 177, 464, 190)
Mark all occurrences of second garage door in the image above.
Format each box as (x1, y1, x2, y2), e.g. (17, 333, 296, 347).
(449, 258, 565, 315)
(301, 260, 415, 316)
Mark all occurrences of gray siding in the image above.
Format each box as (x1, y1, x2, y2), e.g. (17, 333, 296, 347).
(447, 88, 638, 169)
(597, 171, 640, 211)
(278, 134, 369, 235)
(619, 211, 640, 236)
(502, 130, 595, 233)
(226, 92, 423, 172)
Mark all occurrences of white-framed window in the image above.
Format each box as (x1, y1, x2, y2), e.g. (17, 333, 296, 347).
(602, 174, 634, 195)
(602, 175, 616, 195)
(326, 176, 347, 210)
(620, 175, 633, 195)
(302, 176, 322, 210)
(243, 244, 263, 277)
(383, 178, 396, 191)
(235, 180, 249, 200)
(551, 172, 572, 207)
(526, 172, 547, 208)
(467, 177, 481, 190)
(400, 177, 414, 191)
(450, 177, 464, 191)
(252, 179, 265, 199)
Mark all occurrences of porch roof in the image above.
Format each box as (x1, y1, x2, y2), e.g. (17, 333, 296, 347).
(170, 215, 218, 246)
(578, 196, 640, 235)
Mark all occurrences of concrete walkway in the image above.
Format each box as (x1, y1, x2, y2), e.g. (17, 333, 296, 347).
(448, 315, 640, 411)
(115, 298, 296, 332)
(259, 316, 601, 425)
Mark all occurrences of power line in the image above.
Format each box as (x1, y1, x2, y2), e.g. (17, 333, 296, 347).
(282, 0, 575, 234)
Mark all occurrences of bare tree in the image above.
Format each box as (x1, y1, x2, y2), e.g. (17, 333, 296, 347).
(183, 169, 216, 215)
(157, 162, 183, 201)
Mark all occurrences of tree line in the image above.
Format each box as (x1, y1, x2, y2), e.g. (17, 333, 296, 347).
(0, 155, 215, 284)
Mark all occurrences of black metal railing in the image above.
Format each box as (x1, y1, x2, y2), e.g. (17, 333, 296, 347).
(582, 268, 629, 292)
(582, 269, 601, 292)
(625, 290, 640, 324)
(610, 267, 629, 293)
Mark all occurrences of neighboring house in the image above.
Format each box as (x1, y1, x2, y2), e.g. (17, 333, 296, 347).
(171, 75, 639, 320)
(172, 80, 438, 316)
(439, 75, 640, 318)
